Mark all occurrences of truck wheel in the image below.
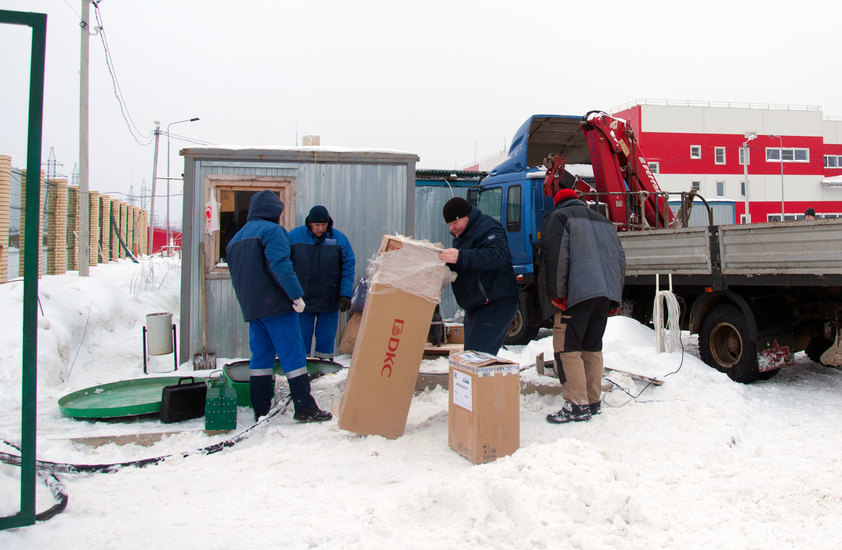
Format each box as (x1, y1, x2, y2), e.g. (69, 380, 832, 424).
(698, 304, 761, 383)
(504, 305, 539, 345)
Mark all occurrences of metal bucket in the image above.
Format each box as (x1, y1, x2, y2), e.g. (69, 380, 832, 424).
(146, 312, 174, 355)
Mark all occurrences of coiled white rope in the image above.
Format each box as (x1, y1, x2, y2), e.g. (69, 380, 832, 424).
(653, 274, 681, 353)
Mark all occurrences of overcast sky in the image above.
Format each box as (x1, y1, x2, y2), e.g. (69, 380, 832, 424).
(2, 0, 841, 228)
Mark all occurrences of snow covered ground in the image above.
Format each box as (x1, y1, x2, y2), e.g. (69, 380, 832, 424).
(2, 257, 842, 549)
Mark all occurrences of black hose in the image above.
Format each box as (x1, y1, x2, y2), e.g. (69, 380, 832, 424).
(0, 440, 69, 523)
(0, 396, 290, 475)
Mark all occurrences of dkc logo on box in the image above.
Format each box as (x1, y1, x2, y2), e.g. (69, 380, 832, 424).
(381, 318, 405, 377)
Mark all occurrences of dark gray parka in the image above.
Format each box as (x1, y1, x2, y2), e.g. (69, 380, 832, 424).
(538, 197, 626, 319)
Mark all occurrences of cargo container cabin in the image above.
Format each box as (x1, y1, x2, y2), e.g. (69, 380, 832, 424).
(179, 146, 418, 364)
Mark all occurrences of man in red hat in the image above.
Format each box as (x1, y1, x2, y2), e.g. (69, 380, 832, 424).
(539, 188, 626, 423)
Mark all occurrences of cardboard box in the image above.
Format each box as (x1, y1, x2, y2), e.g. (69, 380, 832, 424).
(337, 235, 447, 438)
(448, 350, 520, 464)
(338, 311, 362, 355)
(445, 324, 465, 344)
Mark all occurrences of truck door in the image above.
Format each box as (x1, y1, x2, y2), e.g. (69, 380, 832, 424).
(503, 183, 531, 274)
(474, 182, 531, 275)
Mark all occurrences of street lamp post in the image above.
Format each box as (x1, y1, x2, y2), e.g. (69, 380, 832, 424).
(166, 117, 199, 252)
(771, 135, 784, 220)
(742, 132, 757, 223)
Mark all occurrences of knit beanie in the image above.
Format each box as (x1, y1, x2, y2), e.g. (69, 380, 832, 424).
(442, 197, 471, 223)
(306, 205, 331, 224)
(554, 188, 578, 206)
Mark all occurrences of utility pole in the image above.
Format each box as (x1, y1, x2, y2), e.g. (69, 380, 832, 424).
(78, 0, 91, 276)
(742, 132, 757, 224)
(148, 123, 160, 255)
(771, 135, 784, 219)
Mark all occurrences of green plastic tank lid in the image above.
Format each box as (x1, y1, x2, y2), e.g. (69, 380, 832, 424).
(58, 376, 187, 419)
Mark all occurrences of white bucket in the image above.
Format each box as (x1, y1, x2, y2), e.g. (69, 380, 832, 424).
(146, 312, 174, 356)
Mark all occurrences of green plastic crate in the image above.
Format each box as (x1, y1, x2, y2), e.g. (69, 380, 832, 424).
(205, 374, 238, 431)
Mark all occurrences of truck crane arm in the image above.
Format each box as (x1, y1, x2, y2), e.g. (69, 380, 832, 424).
(542, 111, 675, 230)
(581, 111, 675, 229)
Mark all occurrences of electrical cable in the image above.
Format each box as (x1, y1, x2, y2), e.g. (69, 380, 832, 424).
(605, 296, 688, 403)
(164, 132, 217, 147)
(0, 395, 291, 476)
(653, 274, 682, 353)
(90, 2, 154, 147)
(0, 441, 69, 523)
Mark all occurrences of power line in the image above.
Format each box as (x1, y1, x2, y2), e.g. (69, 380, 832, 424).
(90, 1, 153, 147)
(164, 131, 217, 147)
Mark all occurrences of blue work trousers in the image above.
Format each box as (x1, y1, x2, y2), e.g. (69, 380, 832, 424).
(298, 310, 339, 356)
(248, 311, 308, 378)
(463, 296, 519, 356)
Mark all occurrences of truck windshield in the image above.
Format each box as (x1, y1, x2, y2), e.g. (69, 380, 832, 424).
(476, 187, 503, 223)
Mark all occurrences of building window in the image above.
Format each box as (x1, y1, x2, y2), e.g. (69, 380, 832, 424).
(825, 155, 842, 168)
(766, 147, 810, 163)
(740, 181, 745, 197)
(648, 162, 659, 174)
(739, 148, 750, 165)
(715, 147, 726, 165)
(716, 181, 725, 197)
(690, 145, 701, 159)
(691, 181, 700, 192)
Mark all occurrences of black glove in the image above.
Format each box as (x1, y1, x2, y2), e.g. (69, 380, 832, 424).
(338, 296, 352, 312)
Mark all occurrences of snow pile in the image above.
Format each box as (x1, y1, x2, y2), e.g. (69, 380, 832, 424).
(1, 257, 842, 548)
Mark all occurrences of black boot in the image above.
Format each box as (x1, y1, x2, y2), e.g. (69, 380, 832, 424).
(589, 402, 601, 415)
(546, 401, 592, 424)
(288, 373, 332, 422)
(250, 375, 275, 421)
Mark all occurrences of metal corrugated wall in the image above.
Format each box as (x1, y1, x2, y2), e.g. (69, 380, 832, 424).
(182, 153, 415, 361)
(669, 200, 736, 226)
(412, 185, 469, 320)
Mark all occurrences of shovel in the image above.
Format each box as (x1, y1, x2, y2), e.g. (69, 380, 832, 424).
(192, 246, 217, 370)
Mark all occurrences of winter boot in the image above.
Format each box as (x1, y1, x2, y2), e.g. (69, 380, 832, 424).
(589, 402, 601, 415)
(287, 373, 331, 422)
(250, 374, 275, 421)
(546, 401, 592, 424)
(293, 407, 333, 423)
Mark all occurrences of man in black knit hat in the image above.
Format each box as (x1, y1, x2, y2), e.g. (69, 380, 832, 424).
(289, 205, 356, 360)
(439, 197, 519, 355)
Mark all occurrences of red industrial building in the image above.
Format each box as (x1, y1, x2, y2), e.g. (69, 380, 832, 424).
(613, 100, 842, 223)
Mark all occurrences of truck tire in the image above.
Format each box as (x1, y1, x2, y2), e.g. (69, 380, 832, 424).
(698, 304, 762, 383)
(504, 304, 540, 345)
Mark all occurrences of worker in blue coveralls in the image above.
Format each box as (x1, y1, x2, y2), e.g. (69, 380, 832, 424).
(226, 190, 332, 423)
(438, 196, 519, 355)
(289, 205, 356, 359)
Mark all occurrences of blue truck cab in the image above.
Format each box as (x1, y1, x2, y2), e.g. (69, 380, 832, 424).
(469, 114, 594, 343)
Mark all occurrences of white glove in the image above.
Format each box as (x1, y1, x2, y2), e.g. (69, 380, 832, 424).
(292, 297, 306, 313)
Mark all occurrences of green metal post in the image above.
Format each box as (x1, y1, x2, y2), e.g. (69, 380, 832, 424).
(0, 9, 47, 531)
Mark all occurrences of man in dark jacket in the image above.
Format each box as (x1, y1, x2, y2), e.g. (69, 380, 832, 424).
(439, 197, 519, 355)
(226, 190, 331, 423)
(539, 188, 625, 423)
(289, 205, 355, 359)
